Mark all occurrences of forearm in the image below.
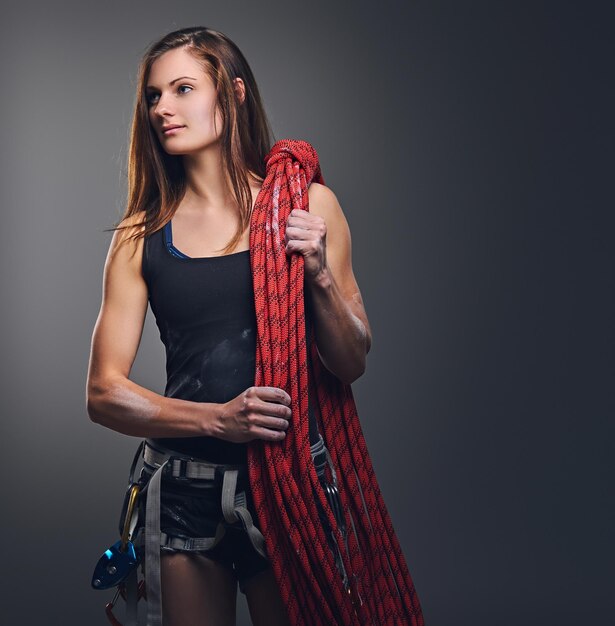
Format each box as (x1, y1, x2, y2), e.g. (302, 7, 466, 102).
(305, 268, 369, 384)
(86, 375, 222, 439)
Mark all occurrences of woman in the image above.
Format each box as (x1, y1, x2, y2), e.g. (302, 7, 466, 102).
(86, 26, 376, 626)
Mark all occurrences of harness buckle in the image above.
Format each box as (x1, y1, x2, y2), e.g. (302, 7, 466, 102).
(215, 463, 248, 486)
(167, 457, 190, 481)
(214, 463, 233, 483)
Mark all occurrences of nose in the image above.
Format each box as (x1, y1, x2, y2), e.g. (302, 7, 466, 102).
(154, 104, 173, 119)
(151, 93, 175, 119)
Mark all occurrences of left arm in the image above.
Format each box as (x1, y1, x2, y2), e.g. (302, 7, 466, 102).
(284, 182, 372, 384)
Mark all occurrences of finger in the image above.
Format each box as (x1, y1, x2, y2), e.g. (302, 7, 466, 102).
(262, 400, 292, 420)
(289, 208, 307, 217)
(256, 386, 291, 405)
(252, 426, 287, 442)
(259, 415, 291, 432)
(285, 225, 315, 241)
(248, 397, 292, 420)
(287, 211, 316, 226)
(286, 239, 320, 257)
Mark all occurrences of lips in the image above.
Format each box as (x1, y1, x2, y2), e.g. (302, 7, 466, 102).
(162, 125, 185, 134)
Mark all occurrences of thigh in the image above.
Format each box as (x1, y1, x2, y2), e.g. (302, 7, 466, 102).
(243, 565, 292, 626)
(220, 484, 272, 594)
(160, 550, 237, 626)
(137, 468, 239, 625)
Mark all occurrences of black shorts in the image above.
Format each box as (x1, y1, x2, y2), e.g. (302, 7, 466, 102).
(135, 434, 334, 595)
(137, 462, 267, 594)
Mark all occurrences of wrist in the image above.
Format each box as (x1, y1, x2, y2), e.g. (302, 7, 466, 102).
(308, 266, 333, 291)
(200, 402, 224, 437)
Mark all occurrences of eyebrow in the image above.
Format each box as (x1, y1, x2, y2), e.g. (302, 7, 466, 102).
(145, 76, 197, 91)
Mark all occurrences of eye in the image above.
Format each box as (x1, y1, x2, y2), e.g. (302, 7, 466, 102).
(146, 84, 193, 106)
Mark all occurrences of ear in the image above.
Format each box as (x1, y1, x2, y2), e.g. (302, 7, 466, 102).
(233, 77, 246, 105)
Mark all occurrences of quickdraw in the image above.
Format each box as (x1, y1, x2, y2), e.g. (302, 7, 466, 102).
(319, 455, 367, 621)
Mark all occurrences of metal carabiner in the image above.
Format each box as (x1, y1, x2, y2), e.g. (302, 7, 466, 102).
(120, 483, 140, 549)
(323, 481, 347, 535)
(104, 587, 122, 626)
(104, 579, 147, 626)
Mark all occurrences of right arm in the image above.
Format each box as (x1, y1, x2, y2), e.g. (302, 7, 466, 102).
(85, 212, 293, 443)
(85, 212, 221, 438)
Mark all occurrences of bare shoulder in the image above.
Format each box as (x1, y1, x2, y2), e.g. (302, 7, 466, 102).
(307, 182, 351, 238)
(308, 182, 341, 215)
(106, 210, 147, 270)
(114, 210, 147, 243)
(111, 211, 145, 252)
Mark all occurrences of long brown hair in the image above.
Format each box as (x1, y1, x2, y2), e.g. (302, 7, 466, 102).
(106, 26, 275, 255)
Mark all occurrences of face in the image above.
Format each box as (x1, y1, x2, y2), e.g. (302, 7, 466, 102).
(145, 47, 230, 154)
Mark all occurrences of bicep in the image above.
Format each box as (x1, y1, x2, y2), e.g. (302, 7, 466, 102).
(87, 222, 149, 390)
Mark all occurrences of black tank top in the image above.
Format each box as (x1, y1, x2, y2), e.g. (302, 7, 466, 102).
(142, 218, 320, 464)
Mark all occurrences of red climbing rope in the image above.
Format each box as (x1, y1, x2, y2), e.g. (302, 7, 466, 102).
(246, 139, 425, 625)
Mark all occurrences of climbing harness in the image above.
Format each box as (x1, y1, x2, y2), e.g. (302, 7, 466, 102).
(91, 432, 348, 626)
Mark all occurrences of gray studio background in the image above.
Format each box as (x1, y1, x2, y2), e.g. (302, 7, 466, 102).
(1, 1, 612, 625)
